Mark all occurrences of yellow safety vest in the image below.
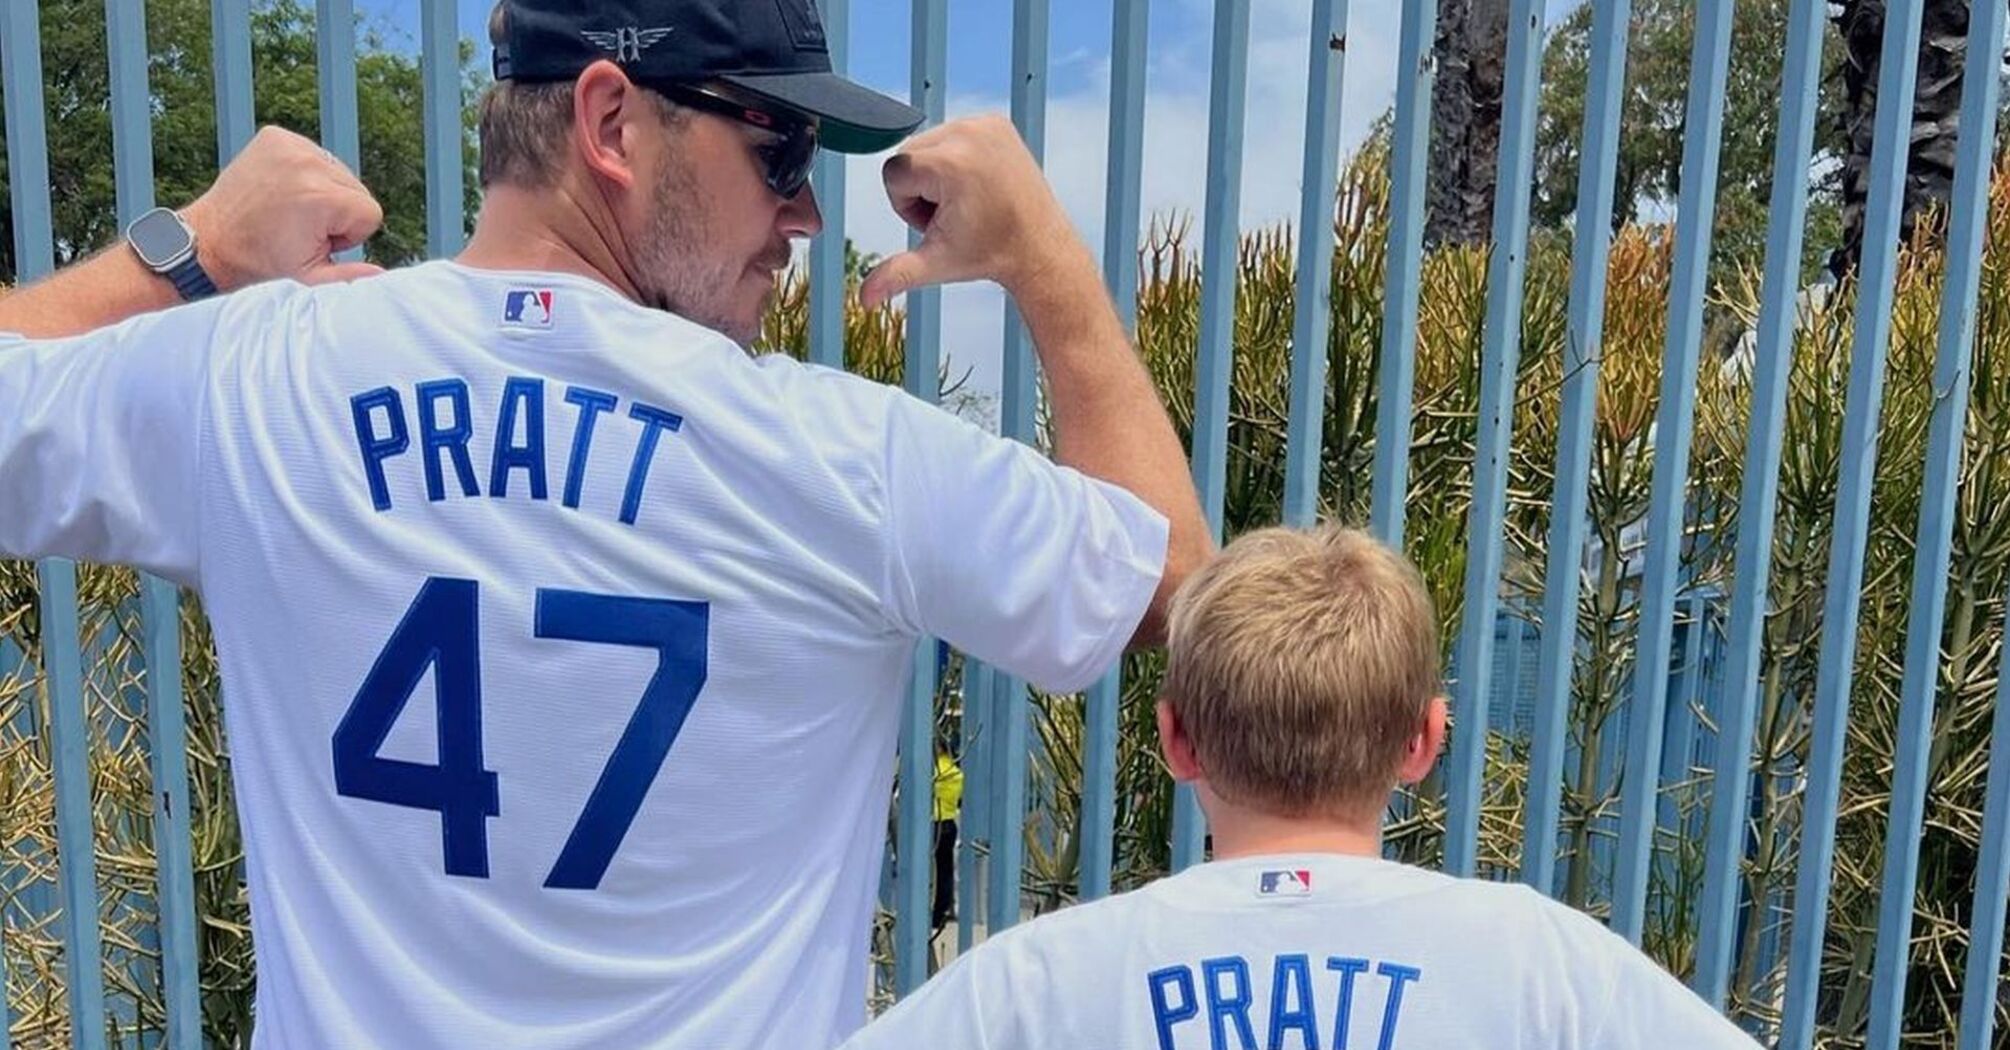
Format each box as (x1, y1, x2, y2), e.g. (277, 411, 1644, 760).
(933, 753, 964, 822)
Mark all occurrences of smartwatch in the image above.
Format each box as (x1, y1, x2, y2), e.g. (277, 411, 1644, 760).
(125, 207, 219, 302)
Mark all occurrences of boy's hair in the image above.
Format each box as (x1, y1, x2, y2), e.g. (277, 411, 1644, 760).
(1163, 524, 1441, 821)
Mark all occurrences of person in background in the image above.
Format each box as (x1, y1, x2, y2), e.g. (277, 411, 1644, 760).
(933, 740, 965, 932)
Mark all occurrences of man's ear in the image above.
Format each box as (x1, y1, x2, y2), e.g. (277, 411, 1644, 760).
(1157, 699, 1204, 784)
(1396, 696, 1448, 785)
(571, 60, 648, 191)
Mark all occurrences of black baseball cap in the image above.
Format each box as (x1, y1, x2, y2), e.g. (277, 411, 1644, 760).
(492, 0, 925, 154)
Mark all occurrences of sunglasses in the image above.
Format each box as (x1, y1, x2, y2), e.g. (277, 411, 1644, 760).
(651, 83, 820, 200)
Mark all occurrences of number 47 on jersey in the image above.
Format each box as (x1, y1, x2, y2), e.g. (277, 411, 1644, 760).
(331, 576, 709, 890)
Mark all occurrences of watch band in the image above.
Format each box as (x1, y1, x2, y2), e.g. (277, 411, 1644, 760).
(166, 255, 219, 302)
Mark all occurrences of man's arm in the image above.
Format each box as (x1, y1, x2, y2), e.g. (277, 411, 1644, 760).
(0, 125, 383, 582)
(0, 126, 383, 337)
(860, 116, 1211, 646)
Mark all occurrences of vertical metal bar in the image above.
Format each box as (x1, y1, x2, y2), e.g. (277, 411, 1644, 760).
(421, 0, 464, 257)
(807, 0, 850, 369)
(316, 0, 361, 171)
(5, 9, 90, 1044)
(107, 5, 205, 1041)
(39, 562, 108, 1050)
(904, 0, 948, 973)
(1521, 0, 1630, 895)
(0, 8, 51, 1036)
(1500, 611, 1527, 736)
(1000, 0, 1049, 448)
(1778, 0, 1925, 1042)
(1610, 0, 1736, 942)
(905, 0, 947, 387)
(212, 0, 255, 160)
(1102, 0, 1148, 334)
(107, 2, 156, 219)
(140, 581, 199, 1048)
(983, 0, 1050, 936)
(1692, 0, 1825, 1005)
(1443, 0, 1543, 878)
(1079, 676, 1119, 900)
(890, 47, 937, 973)
(1281, 0, 1350, 527)
(894, 640, 933, 995)
(957, 655, 987, 951)
(986, 665, 1025, 932)
(3, 0, 53, 281)
(1658, 596, 1707, 836)
(1368, 0, 1438, 548)
(1868, 0, 2006, 1041)
(1177, 0, 1252, 873)
(1081, 0, 1148, 904)
(1960, 618, 2010, 1050)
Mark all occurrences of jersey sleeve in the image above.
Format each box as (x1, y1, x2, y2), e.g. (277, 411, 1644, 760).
(1562, 909, 1764, 1049)
(877, 390, 1169, 694)
(836, 943, 1008, 1050)
(0, 289, 261, 587)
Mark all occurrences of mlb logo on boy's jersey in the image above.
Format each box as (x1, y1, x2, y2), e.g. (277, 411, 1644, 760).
(502, 289, 554, 328)
(1258, 869, 1313, 897)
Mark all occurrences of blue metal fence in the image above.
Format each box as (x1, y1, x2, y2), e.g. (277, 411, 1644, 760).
(1, 0, 2008, 1047)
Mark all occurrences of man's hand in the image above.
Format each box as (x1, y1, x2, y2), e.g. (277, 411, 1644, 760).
(183, 126, 385, 291)
(0, 125, 385, 338)
(859, 115, 1212, 650)
(859, 116, 1081, 307)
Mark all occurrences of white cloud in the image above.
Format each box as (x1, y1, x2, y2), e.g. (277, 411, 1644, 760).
(836, 0, 1404, 416)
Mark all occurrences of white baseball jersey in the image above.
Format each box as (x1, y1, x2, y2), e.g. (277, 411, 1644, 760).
(0, 261, 1167, 1049)
(840, 852, 1762, 1050)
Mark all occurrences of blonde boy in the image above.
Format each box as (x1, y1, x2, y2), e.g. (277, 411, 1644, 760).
(841, 525, 1759, 1049)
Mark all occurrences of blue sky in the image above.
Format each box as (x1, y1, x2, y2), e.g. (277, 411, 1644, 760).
(360, 0, 1219, 109)
(350, 0, 1577, 408)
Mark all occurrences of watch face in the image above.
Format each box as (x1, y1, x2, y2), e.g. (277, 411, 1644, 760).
(129, 208, 194, 270)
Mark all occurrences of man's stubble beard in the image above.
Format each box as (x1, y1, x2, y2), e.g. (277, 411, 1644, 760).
(635, 158, 761, 344)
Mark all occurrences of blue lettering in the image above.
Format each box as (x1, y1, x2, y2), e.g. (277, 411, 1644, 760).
(1268, 954, 1319, 1050)
(1149, 965, 1198, 1050)
(1203, 956, 1258, 1050)
(1373, 963, 1420, 1050)
(350, 387, 408, 512)
(562, 387, 618, 510)
(1326, 957, 1369, 1047)
(489, 378, 549, 500)
(621, 401, 684, 526)
(416, 379, 480, 502)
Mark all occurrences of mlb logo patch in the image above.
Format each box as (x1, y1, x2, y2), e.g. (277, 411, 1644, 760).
(502, 289, 554, 329)
(1258, 869, 1313, 897)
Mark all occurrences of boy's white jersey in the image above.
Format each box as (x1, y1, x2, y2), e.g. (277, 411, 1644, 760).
(842, 853, 1763, 1050)
(0, 262, 1167, 1049)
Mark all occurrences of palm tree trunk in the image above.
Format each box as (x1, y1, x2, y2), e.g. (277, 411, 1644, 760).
(1427, 0, 1513, 247)
(1828, 0, 1981, 279)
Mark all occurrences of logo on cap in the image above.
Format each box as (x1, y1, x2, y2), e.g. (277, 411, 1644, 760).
(775, 0, 826, 50)
(581, 25, 674, 64)
(502, 289, 554, 329)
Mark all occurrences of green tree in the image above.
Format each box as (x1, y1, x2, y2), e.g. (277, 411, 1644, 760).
(1532, 0, 1847, 287)
(0, 0, 480, 284)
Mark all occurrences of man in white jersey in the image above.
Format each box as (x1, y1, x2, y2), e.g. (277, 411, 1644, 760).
(0, 0, 1209, 1045)
(841, 526, 1760, 1050)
